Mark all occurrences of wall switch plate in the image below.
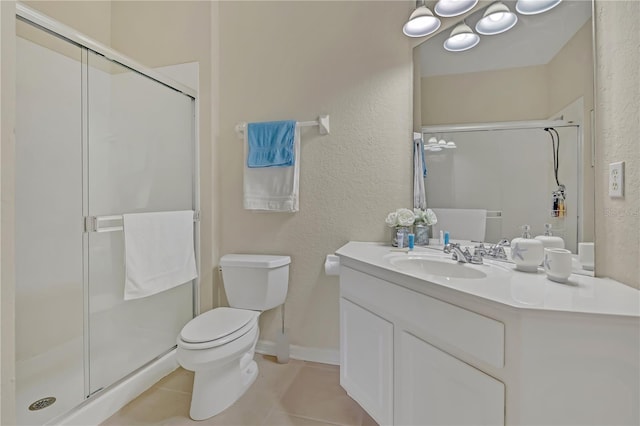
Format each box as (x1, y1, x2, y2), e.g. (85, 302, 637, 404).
(609, 161, 624, 198)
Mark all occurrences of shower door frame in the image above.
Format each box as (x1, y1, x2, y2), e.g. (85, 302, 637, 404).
(16, 2, 200, 404)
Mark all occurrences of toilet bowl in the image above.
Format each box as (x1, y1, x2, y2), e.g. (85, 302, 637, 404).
(176, 307, 260, 420)
(176, 254, 290, 420)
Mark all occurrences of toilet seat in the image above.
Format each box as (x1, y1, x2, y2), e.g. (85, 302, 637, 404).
(178, 307, 259, 350)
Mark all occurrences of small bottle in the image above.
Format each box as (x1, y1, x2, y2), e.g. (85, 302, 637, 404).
(397, 230, 405, 248)
(439, 230, 444, 245)
(408, 233, 415, 250)
(444, 231, 450, 245)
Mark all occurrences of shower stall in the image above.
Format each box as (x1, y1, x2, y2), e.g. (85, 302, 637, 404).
(15, 6, 198, 425)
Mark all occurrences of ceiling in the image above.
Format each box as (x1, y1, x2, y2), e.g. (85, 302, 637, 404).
(419, 0, 592, 77)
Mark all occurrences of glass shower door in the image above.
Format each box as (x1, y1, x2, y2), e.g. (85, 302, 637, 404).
(86, 52, 195, 393)
(15, 20, 84, 425)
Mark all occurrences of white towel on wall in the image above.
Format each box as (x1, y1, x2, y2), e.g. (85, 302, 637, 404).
(431, 208, 488, 242)
(243, 125, 300, 212)
(123, 210, 198, 301)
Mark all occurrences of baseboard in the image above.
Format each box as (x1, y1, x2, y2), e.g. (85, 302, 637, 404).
(50, 350, 178, 426)
(255, 339, 339, 366)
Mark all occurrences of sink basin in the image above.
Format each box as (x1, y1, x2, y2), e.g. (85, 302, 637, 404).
(387, 254, 488, 279)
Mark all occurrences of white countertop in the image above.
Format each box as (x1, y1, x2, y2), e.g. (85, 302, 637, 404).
(335, 241, 640, 318)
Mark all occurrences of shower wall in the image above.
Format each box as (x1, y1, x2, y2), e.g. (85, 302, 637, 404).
(15, 17, 196, 425)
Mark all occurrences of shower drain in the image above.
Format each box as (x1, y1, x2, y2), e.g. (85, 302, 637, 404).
(28, 397, 56, 411)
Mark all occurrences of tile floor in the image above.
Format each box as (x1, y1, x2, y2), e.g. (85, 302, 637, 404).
(101, 355, 377, 426)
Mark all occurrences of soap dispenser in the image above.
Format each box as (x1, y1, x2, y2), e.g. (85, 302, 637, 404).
(535, 223, 565, 250)
(510, 225, 544, 272)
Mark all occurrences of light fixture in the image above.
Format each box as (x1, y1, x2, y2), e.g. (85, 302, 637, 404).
(403, 1, 441, 38)
(427, 136, 438, 144)
(434, 0, 479, 18)
(444, 141, 457, 148)
(475, 2, 518, 35)
(438, 139, 447, 146)
(443, 22, 479, 52)
(515, 0, 562, 15)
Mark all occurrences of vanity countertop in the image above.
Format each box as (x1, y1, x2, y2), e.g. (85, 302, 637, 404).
(335, 241, 640, 318)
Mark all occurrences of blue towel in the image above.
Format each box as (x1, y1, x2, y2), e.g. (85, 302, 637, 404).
(247, 120, 296, 168)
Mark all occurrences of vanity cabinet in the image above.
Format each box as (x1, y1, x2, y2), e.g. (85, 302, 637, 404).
(339, 298, 393, 425)
(340, 266, 505, 425)
(396, 331, 504, 426)
(336, 242, 640, 426)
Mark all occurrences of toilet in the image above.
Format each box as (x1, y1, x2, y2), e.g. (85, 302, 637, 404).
(176, 254, 291, 421)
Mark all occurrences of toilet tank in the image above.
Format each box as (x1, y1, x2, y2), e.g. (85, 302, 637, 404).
(220, 254, 290, 311)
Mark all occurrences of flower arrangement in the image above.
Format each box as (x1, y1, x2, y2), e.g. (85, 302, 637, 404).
(385, 208, 416, 228)
(413, 208, 438, 226)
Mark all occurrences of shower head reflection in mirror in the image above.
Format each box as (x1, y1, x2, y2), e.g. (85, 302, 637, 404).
(414, 0, 594, 256)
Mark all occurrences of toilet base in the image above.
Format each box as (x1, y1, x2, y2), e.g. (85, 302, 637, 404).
(189, 352, 258, 420)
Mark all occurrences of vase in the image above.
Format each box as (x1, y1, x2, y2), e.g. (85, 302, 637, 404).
(392, 226, 412, 247)
(414, 224, 430, 246)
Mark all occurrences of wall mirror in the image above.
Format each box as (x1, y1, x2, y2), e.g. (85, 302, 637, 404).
(414, 0, 594, 255)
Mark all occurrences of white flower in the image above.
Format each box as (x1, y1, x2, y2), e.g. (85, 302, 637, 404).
(385, 211, 399, 228)
(385, 208, 416, 227)
(396, 208, 416, 227)
(413, 208, 438, 226)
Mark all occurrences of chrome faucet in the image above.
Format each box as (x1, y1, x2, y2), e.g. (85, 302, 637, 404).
(487, 239, 510, 260)
(444, 243, 483, 264)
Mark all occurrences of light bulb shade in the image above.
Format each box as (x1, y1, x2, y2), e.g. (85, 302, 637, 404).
(427, 136, 438, 144)
(403, 6, 442, 37)
(444, 141, 457, 148)
(434, 0, 479, 17)
(475, 2, 518, 35)
(443, 22, 480, 52)
(515, 0, 562, 15)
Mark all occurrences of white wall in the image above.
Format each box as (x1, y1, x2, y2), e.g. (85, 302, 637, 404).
(218, 1, 414, 351)
(0, 0, 17, 421)
(594, 0, 640, 288)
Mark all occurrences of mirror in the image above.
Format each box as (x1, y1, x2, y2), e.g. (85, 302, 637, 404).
(414, 0, 594, 255)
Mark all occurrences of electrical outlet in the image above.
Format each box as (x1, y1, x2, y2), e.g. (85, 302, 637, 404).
(609, 161, 624, 198)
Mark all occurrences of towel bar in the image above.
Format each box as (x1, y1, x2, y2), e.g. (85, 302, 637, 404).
(235, 115, 330, 138)
(85, 211, 200, 233)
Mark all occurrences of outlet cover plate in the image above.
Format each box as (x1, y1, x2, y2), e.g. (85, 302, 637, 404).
(609, 161, 624, 198)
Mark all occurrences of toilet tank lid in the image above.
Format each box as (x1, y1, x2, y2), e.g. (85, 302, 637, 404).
(220, 254, 291, 268)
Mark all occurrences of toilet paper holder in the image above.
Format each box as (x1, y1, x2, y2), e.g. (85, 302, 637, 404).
(324, 254, 340, 276)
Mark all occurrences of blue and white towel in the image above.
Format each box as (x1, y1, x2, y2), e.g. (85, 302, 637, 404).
(244, 122, 300, 212)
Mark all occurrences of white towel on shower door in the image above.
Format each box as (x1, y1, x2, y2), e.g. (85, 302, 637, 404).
(243, 125, 300, 212)
(123, 210, 198, 301)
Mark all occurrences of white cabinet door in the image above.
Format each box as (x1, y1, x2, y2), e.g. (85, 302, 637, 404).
(396, 331, 504, 426)
(340, 298, 393, 425)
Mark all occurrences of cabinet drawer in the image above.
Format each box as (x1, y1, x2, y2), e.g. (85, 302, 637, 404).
(341, 267, 504, 368)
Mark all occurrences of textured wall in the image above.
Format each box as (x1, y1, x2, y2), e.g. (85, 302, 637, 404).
(218, 1, 413, 350)
(1, 1, 17, 423)
(594, 1, 640, 288)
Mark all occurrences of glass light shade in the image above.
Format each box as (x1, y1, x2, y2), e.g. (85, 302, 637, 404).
(403, 6, 442, 37)
(444, 141, 457, 148)
(434, 0, 479, 17)
(515, 0, 562, 15)
(438, 139, 447, 145)
(443, 23, 480, 52)
(475, 2, 518, 35)
(427, 136, 438, 144)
